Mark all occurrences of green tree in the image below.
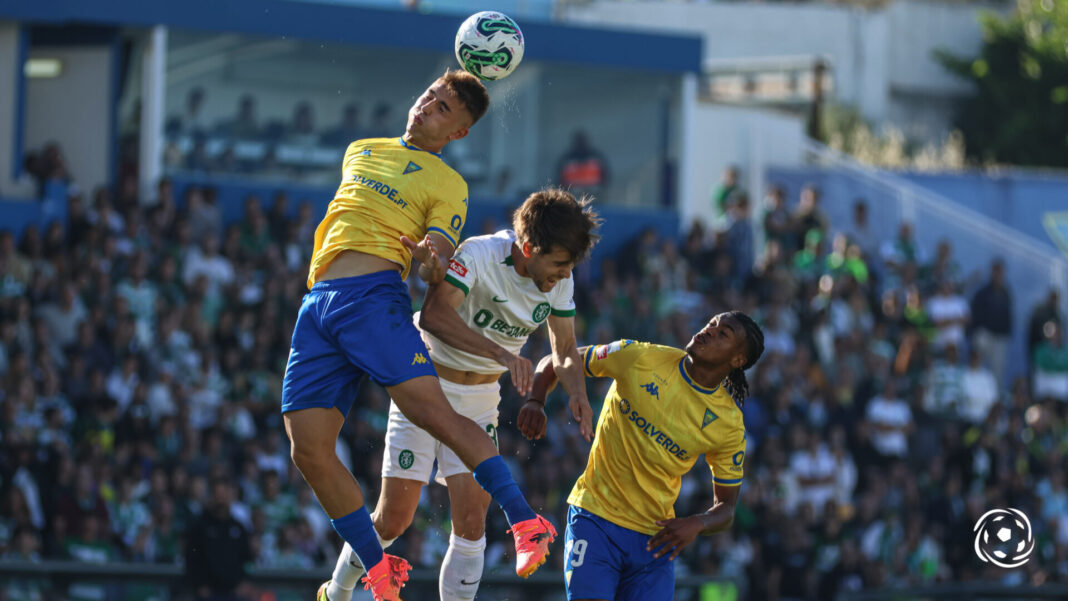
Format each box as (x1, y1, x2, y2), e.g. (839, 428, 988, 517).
(937, 0, 1068, 167)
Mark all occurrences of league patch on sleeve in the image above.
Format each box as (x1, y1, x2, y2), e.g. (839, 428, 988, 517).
(595, 339, 634, 360)
(448, 258, 468, 277)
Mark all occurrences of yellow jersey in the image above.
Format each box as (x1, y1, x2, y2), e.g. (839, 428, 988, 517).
(307, 137, 469, 287)
(567, 340, 747, 535)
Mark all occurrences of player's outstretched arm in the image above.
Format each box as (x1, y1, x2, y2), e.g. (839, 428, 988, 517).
(419, 274, 533, 395)
(401, 232, 453, 284)
(646, 482, 740, 561)
(518, 347, 590, 440)
(547, 315, 593, 442)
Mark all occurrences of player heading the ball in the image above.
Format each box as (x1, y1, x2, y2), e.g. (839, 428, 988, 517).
(281, 69, 554, 601)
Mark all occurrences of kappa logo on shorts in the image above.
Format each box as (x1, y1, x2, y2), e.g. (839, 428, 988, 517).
(399, 450, 415, 469)
(412, 352, 428, 365)
(448, 259, 468, 277)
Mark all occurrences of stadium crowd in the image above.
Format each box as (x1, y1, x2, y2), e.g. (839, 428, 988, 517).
(1, 167, 1067, 601)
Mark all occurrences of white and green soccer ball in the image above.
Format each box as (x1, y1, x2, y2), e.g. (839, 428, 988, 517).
(454, 11, 524, 81)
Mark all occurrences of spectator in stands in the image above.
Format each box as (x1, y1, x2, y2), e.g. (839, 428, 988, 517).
(35, 281, 86, 349)
(792, 184, 829, 251)
(712, 165, 742, 218)
(792, 228, 826, 283)
(881, 223, 923, 285)
(0, 230, 32, 295)
(116, 252, 158, 346)
(841, 199, 878, 264)
(167, 87, 208, 137)
(959, 348, 998, 425)
(239, 196, 271, 257)
(865, 379, 913, 460)
(87, 187, 124, 237)
(927, 280, 969, 351)
(185, 186, 223, 245)
(557, 130, 609, 197)
(726, 193, 755, 279)
(220, 95, 260, 140)
(23, 142, 73, 197)
(286, 101, 317, 146)
(1028, 289, 1062, 372)
(267, 191, 291, 241)
(787, 424, 837, 518)
(182, 236, 234, 294)
(149, 178, 177, 238)
(762, 184, 792, 251)
(923, 343, 964, 419)
(1033, 322, 1068, 401)
(321, 102, 364, 147)
(970, 259, 1012, 388)
(185, 477, 254, 601)
(826, 233, 869, 287)
(924, 240, 961, 292)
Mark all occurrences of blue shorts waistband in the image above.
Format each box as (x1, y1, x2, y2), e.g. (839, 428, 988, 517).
(310, 269, 403, 291)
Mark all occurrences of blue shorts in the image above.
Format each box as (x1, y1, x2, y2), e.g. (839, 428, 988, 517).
(281, 271, 437, 417)
(564, 505, 674, 601)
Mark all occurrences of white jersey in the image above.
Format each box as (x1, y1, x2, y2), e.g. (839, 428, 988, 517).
(427, 229, 576, 374)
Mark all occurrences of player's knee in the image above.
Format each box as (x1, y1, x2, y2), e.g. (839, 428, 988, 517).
(373, 508, 413, 540)
(289, 439, 331, 479)
(452, 509, 487, 539)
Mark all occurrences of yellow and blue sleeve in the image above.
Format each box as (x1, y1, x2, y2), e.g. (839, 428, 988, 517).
(706, 433, 746, 487)
(425, 181, 468, 250)
(583, 339, 640, 379)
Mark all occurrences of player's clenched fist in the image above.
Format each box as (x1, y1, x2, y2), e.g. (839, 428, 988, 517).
(517, 400, 547, 440)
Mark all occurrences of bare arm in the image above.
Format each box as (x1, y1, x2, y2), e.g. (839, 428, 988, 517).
(518, 346, 590, 440)
(418, 269, 533, 395)
(647, 482, 739, 560)
(547, 315, 593, 441)
(527, 346, 591, 403)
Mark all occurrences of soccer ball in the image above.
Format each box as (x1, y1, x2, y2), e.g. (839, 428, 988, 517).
(984, 514, 1028, 560)
(454, 11, 524, 81)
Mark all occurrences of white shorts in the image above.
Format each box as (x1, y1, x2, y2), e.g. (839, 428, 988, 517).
(382, 378, 500, 485)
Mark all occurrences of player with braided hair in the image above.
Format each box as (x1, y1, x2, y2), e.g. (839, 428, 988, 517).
(520, 311, 764, 601)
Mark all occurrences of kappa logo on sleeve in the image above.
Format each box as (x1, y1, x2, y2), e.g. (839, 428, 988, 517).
(448, 259, 468, 277)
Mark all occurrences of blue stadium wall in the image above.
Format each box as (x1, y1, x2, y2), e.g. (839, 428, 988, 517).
(0, 180, 677, 283)
(767, 166, 1068, 253)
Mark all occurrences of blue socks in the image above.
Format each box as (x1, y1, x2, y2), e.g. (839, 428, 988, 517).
(331, 507, 383, 570)
(472, 456, 536, 525)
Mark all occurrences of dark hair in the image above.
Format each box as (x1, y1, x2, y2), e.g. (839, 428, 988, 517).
(512, 187, 601, 262)
(724, 310, 765, 406)
(437, 69, 490, 126)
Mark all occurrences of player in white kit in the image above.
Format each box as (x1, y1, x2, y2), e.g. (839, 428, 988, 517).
(319, 187, 600, 601)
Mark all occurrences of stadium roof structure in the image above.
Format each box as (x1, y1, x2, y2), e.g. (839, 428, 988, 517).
(0, 0, 702, 74)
